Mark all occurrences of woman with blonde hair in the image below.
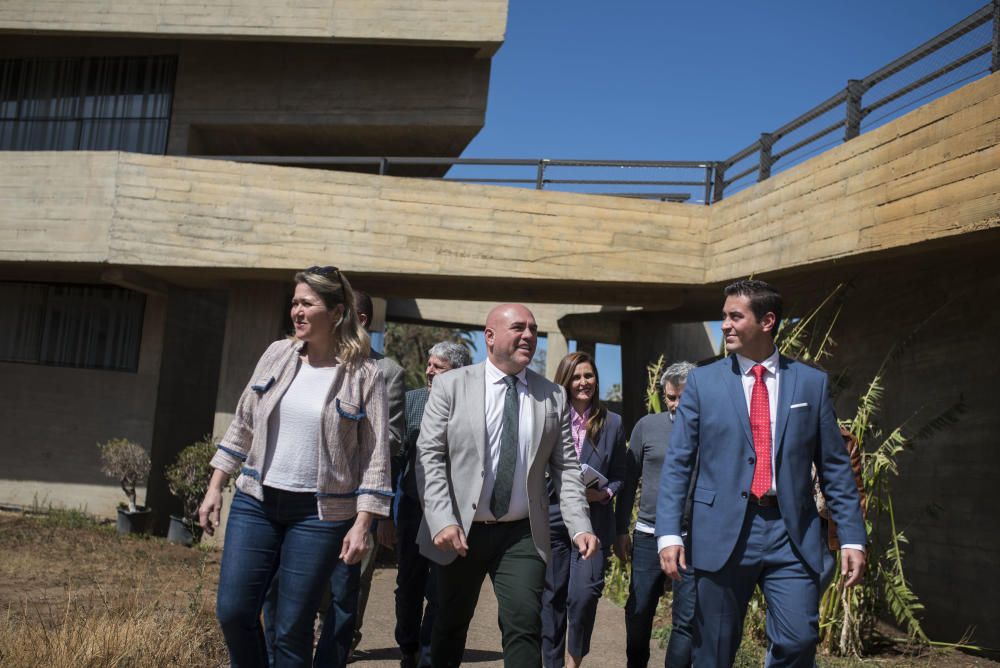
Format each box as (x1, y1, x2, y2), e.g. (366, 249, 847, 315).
(542, 351, 627, 668)
(199, 265, 392, 668)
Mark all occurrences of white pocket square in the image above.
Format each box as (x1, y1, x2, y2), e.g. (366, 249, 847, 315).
(790, 402, 809, 409)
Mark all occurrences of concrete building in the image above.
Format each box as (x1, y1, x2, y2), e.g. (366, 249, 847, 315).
(0, 0, 508, 524)
(2, 0, 999, 648)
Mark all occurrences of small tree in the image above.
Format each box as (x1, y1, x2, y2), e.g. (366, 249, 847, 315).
(98, 438, 151, 513)
(165, 435, 222, 536)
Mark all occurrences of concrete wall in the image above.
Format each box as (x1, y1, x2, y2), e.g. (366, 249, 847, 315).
(816, 254, 1000, 648)
(708, 72, 1000, 282)
(2, 75, 997, 300)
(0, 0, 507, 47)
(0, 35, 492, 159)
(0, 293, 165, 516)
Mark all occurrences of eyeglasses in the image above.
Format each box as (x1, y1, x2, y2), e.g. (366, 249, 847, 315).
(305, 265, 340, 278)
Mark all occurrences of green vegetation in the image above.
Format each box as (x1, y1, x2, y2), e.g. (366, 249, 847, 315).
(97, 438, 151, 513)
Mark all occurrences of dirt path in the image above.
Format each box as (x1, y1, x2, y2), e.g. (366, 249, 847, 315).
(348, 566, 665, 667)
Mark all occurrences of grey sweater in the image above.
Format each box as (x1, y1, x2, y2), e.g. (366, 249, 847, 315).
(616, 411, 694, 535)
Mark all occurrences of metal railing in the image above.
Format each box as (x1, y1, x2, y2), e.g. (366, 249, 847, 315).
(197, 156, 712, 203)
(197, 1, 999, 205)
(717, 1, 998, 196)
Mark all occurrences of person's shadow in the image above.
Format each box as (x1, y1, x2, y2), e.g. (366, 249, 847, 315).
(352, 647, 504, 663)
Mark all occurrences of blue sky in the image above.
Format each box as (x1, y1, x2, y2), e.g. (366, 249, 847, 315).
(447, 0, 987, 395)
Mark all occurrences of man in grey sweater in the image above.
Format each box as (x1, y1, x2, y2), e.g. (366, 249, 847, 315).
(615, 361, 696, 668)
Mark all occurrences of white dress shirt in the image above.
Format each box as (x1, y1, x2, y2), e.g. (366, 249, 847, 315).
(475, 360, 532, 522)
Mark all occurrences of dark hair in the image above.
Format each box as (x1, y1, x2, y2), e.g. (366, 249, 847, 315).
(553, 352, 606, 444)
(724, 279, 783, 336)
(353, 290, 374, 326)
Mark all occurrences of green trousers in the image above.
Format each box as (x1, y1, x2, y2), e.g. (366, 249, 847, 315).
(431, 519, 546, 668)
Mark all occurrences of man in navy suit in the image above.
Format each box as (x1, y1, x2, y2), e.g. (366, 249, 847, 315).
(656, 280, 866, 667)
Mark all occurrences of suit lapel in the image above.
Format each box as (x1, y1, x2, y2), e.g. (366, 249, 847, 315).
(774, 355, 797, 459)
(724, 355, 754, 452)
(527, 370, 545, 464)
(468, 364, 487, 470)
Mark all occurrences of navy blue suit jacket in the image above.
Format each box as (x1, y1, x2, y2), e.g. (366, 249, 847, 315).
(656, 355, 866, 574)
(549, 410, 627, 546)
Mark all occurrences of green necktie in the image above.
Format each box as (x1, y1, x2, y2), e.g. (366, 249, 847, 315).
(490, 375, 520, 519)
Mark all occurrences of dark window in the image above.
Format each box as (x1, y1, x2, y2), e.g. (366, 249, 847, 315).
(0, 282, 146, 372)
(0, 55, 176, 153)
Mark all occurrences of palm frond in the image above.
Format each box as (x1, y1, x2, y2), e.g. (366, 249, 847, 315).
(880, 499, 929, 643)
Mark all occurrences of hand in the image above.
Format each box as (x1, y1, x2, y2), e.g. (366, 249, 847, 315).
(659, 545, 686, 582)
(198, 487, 224, 537)
(613, 534, 631, 562)
(585, 488, 608, 504)
(841, 547, 866, 587)
(340, 520, 372, 565)
(433, 524, 468, 557)
(377, 519, 396, 549)
(574, 532, 600, 560)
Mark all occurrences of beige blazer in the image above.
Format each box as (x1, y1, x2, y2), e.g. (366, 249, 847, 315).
(415, 362, 592, 565)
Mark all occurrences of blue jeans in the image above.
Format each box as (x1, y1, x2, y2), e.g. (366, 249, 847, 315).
(216, 488, 351, 668)
(624, 531, 695, 668)
(314, 553, 361, 667)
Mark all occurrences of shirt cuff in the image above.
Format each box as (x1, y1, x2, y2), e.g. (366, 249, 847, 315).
(841, 543, 865, 552)
(572, 531, 599, 545)
(656, 535, 684, 552)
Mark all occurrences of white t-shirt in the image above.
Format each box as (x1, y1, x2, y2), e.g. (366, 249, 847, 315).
(261, 362, 338, 492)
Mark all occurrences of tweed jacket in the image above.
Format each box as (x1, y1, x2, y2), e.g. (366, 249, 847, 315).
(210, 338, 393, 520)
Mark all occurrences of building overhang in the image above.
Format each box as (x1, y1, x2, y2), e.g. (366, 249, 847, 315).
(1, 72, 998, 317)
(0, 0, 507, 53)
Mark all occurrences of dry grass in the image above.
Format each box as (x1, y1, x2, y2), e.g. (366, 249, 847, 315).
(0, 509, 227, 667)
(1, 591, 224, 667)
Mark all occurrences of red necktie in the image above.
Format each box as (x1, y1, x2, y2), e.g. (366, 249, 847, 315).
(750, 364, 772, 497)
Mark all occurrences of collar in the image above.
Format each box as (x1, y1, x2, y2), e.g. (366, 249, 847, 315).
(485, 359, 527, 387)
(570, 405, 591, 423)
(735, 346, 779, 378)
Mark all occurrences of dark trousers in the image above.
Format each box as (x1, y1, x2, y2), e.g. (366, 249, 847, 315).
(541, 524, 608, 667)
(394, 493, 436, 665)
(432, 519, 546, 668)
(693, 505, 820, 668)
(217, 489, 349, 668)
(625, 531, 695, 668)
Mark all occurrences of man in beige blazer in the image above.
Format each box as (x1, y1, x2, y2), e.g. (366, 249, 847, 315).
(416, 303, 599, 668)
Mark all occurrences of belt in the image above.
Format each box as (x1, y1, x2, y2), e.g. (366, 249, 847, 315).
(748, 493, 779, 508)
(473, 517, 529, 526)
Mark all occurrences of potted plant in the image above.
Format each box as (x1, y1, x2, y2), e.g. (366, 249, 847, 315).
(165, 435, 224, 546)
(98, 437, 152, 535)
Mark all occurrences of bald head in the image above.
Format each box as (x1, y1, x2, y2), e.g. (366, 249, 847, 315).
(485, 303, 538, 375)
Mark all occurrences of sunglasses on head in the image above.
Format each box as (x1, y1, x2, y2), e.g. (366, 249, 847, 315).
(305, 265, 340, 278)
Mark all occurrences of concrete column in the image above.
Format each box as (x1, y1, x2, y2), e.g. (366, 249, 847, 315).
(619, 316, 716, 433)
(212, 282, 288, 438)
(147, 287, 228, 534)
(576, 340, 596, 359)
(545, 331, 569, 381)
(204, 282, 287, 547)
